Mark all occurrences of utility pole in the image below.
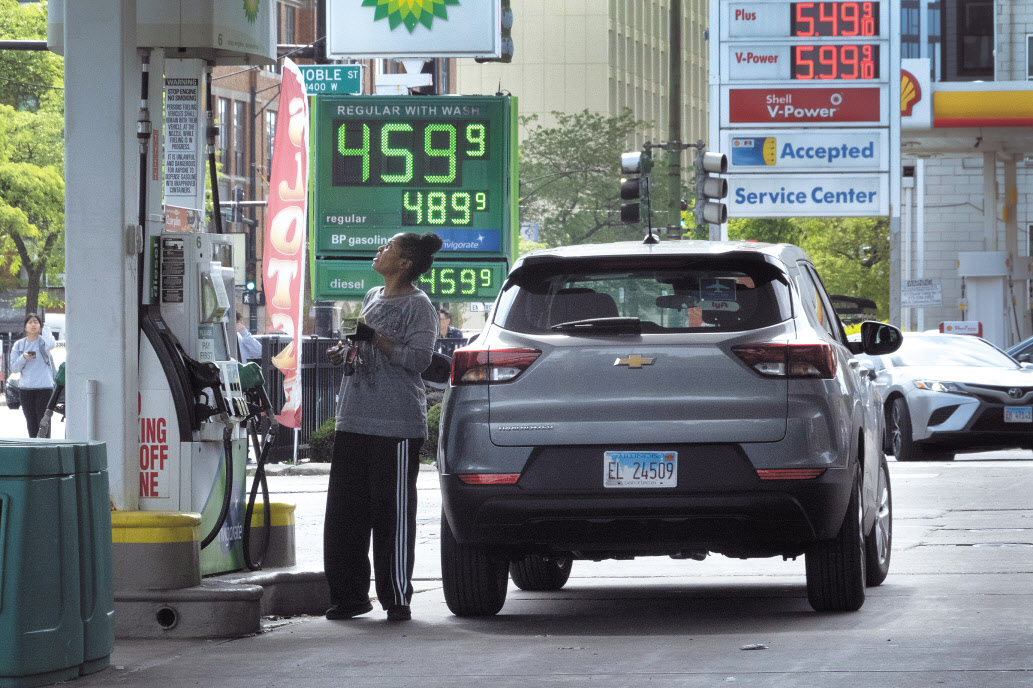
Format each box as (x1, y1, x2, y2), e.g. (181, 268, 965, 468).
(668, 0, 683, 236)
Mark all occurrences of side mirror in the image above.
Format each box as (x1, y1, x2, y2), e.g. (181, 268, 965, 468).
(1018, 353, 1031, 363)
(859, 321, 902, 356)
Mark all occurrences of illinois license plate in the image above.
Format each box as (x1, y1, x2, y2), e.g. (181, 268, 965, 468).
(604, 451, 677, 488)
(1004, 406, 1032, 423)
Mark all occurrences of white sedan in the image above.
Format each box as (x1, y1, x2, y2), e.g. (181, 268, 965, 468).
(860, 334, 1033, 461)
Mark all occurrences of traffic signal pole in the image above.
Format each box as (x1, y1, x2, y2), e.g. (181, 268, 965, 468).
(668, 0, 682, 236)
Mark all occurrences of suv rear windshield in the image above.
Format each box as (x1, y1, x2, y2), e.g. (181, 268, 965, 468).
(495, 254, 792, 334)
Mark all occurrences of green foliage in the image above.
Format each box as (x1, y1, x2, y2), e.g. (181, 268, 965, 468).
(518, 237, 547, 256)
(729, 216, 890, 319)
(0, 1, 65, 313)
(0, 163, 65, 313)
(0, 0, 62, 112)
(308, 416, 337, 462)
(519, 109, 655, 247)
(422, 403, 441, 461)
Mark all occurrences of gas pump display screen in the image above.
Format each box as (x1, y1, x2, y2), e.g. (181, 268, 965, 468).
(315, 95, 514, 258)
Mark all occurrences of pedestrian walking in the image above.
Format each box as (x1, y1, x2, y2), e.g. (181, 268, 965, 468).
(236, 311, 262, 361)
(9, 313, 57, 438)
(323, 232, 442, 621)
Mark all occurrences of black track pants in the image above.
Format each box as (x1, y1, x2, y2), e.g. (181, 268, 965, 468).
(323, 431, 423, 609)
(21, 387, 52, 438)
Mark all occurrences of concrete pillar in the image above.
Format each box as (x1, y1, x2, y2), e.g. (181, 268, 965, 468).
(983, 152, 998, 251)
(64, 1, 140, 509)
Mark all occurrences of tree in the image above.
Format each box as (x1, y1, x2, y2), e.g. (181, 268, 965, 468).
(726, 217, 804, 246)
(0, 0, 66, 314)
(0, 0, 62, 112)
(0, 163, 65, 314)
(520, 109, 664, 247)
(797, 217, 890, 318)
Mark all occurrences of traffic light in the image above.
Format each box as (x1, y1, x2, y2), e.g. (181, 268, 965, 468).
(693, 144, 728, 226)
(620, 149, 652, 224)
(232, 187, 245, 223)
(245, 261, 257, 292)
(475, 0, 513, 63)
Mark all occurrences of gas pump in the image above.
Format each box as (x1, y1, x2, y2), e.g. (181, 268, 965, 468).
(118, 4, 278, 576)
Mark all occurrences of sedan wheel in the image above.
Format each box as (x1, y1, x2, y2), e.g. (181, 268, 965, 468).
(889, 398, 918, 461)
(806, 471, 866, 611)
(865, 458, 892, 586)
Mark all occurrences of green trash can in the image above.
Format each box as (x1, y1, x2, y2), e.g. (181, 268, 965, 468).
(0, 442, 84, 688)
(70, 442, 114, 676)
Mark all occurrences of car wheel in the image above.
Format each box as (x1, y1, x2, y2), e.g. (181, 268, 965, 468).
(805, 471, 866, 612)
(440, 510, 508, 617)
(865, 457, 892, 587)
(510, 555, 573, 591)
(889, 398, 918, 461)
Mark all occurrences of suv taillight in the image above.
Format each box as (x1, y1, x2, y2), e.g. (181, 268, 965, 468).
(731, 342, 837, 379)
(452, 347, 541, 385)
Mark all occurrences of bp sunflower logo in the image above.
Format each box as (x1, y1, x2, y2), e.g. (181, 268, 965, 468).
(244, 0, 260, 24)
(362, 0, 460, 33)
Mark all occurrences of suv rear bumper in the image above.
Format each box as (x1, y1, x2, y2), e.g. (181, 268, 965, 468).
(440, 464, 854, 560)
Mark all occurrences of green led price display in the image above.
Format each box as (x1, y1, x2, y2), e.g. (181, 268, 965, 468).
(333, 120, 489, 187)
(402, 190, 488, 226)
(313, 96, 516, 302)
(419, 265, 499, 297)
(315, 260, 507, 300)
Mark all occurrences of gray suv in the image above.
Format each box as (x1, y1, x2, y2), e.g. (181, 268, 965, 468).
(438, 241, 902, 616)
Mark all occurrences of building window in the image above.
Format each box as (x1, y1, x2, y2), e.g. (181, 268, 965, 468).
(265, 111, 277, 170)
(218, 98, 230, 173)
(957, 0, 993, 78)
(233, 101, 246, 178)
(284, 5, 296, 45)
(1028, 35, 1033, 79)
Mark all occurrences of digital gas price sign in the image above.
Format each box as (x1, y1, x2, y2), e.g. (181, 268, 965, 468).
(313, 95, 517, 302)
(724, 1, 887, 42)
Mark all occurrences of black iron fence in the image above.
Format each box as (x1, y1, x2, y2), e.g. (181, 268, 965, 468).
(254, 335, 470, 462)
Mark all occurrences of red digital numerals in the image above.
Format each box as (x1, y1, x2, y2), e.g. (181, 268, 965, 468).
(792, 44, 878, 80)
(791, 2, 879, 37)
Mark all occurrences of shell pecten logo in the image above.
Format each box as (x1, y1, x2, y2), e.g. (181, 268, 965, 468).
(901, 69, 922, 116)
(362, 0, 460, 33)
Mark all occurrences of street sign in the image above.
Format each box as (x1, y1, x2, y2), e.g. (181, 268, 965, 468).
(722, 129, 889, 172)
(727, 173, 889, 216)
(297, 64, 362, 94)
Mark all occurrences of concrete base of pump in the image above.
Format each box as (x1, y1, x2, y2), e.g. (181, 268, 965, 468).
(114, 580, 263, 639)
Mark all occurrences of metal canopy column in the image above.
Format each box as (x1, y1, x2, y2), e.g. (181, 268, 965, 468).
(64, 0, 140, 509)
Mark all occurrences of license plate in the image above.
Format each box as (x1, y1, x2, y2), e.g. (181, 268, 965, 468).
(604, 451, 677, 488)
(1004, 407, 1032, 423)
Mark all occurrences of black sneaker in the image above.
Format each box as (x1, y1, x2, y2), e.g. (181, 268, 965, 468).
(386, 605, 411, 621)
(325, 601, 373, 620)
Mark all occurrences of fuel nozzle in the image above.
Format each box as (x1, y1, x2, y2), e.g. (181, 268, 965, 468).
(238, 361, 278, 427)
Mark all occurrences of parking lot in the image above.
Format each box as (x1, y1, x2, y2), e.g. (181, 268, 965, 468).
(66, 448, 1033, 688)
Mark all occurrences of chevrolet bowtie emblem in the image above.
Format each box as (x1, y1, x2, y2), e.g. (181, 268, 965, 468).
(614, 355, 655, 369)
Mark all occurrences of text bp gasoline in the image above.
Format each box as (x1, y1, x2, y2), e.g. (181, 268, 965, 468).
(735, 186, 877, 205)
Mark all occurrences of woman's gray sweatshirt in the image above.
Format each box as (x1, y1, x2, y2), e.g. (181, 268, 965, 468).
(10, 325, 56, 389)
(334, 287, 438, 439)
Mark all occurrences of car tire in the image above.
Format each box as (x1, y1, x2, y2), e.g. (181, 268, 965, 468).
(441, 511, 508, 617)
(864, 457, 892, 587)
(510, 555, 573, 591)
(888, 398, 919, 461)
(805, 471, 866, 612)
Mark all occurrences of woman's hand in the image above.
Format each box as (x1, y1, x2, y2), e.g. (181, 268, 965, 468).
(23, 352, 35, 360)
(327, 341, 346, 365)
(348, 322, 376, 342)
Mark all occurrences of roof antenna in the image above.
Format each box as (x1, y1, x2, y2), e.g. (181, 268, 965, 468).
(497, 80, 503, 96)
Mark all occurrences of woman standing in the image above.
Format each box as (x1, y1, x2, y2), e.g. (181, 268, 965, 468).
(323, 232, 442, 622)
(9, 313, 56, 438)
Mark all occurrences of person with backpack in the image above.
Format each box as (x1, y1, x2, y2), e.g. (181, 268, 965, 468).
(10, 313, 57, 438)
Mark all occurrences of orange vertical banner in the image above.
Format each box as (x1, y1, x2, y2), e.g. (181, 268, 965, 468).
(262, 59, 309, 428)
